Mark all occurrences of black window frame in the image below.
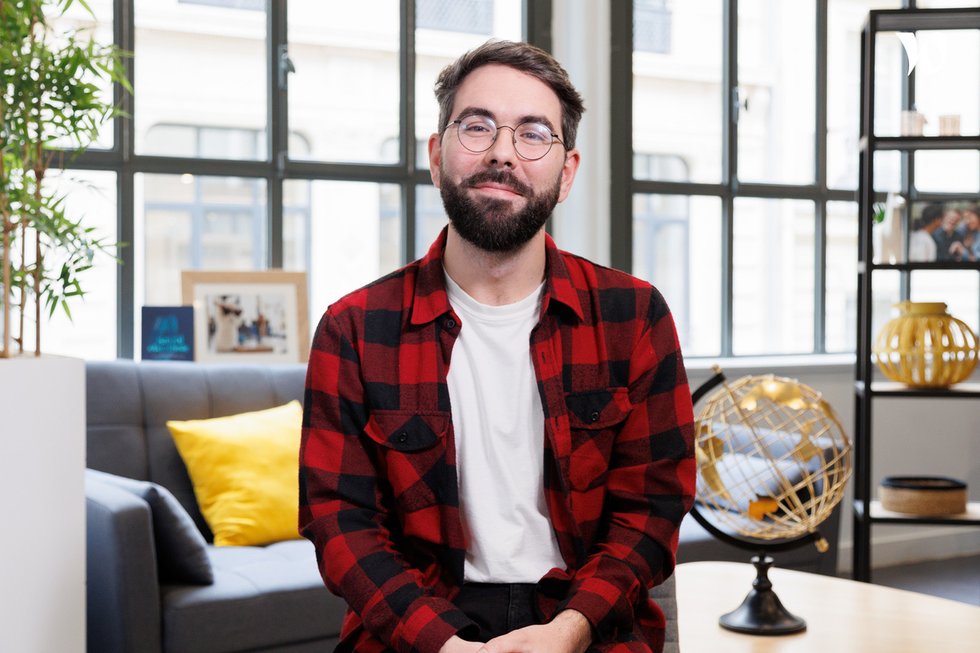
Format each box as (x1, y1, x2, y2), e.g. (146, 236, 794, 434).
(63, 0, 551, 358)
(610, 0, 927, 358)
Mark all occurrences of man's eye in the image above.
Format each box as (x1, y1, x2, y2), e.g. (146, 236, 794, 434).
(518, 125, 550, 143)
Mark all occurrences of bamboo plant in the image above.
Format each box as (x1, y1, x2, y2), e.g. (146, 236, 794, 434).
(1, 0, 129, 357)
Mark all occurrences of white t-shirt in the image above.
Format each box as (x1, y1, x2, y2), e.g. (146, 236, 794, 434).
(908, 230, 938, 262)
(444, 271, 565, 583)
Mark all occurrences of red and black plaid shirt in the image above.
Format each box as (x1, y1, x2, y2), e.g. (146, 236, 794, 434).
(300, 228, 695, 653)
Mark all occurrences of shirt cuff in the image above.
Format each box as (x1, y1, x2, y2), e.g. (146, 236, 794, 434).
(391, 597, 478, 653)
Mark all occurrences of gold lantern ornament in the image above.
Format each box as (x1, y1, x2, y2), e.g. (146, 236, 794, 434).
(873, 302, 979, 388)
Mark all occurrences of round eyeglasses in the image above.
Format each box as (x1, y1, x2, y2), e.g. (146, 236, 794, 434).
(447, 114, 565, 161)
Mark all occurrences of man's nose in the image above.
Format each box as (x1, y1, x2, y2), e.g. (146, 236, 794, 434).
(483, 126, 518, 167)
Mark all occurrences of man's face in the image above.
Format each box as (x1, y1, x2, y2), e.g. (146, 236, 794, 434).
(942, 209, 962, 231)
(428, 64, 580, 253)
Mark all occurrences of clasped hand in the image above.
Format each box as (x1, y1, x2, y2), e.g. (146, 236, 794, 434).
(439, 610, 592, 653)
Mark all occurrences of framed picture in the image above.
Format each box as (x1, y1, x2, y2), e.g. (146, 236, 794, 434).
(181, 270, 309, 364)
(907, 201, 980, 263)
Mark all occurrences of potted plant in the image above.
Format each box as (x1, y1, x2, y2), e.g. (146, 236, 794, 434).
(2, 3, 131, 648)
(1, 0, 129, 358)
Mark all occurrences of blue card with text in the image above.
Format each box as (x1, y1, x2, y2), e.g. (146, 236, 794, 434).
(141, 306, 195, 361)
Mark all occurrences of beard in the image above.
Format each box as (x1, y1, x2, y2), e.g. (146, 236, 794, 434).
(439, 166, 561, 253)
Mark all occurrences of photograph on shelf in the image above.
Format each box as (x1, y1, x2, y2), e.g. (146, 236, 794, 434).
(180, 270, 309, 364)
(876, 198, 980, 264)
(908, 201, 980, 263)
(141, 305, 195, 361)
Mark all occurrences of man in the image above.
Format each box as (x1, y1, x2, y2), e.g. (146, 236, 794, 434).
(908, 203, 943, 262)
(300, 40, 695, 653)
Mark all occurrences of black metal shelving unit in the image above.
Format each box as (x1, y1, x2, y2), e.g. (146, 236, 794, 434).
(854, 7, 980, 583)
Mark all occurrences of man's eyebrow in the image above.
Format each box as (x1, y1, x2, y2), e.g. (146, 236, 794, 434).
(453, 107, 558, 133)
(453, 106, 494, 122)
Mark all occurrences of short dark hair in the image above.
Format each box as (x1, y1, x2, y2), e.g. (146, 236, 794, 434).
(914, 203, 944, 230)
(434, 40, 586, 151)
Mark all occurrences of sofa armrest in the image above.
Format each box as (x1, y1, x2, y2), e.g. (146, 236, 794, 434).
(86, 474, 163, 653)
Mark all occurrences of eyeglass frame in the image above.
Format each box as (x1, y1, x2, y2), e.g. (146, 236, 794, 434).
(444, 114, 567, 161)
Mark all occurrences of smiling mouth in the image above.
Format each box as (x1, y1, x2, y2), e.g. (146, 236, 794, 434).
(464, 170, 531, 197)
(471, 182, 524, 197)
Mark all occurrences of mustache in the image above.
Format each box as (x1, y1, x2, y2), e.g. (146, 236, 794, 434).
(463, 169, 530, 196)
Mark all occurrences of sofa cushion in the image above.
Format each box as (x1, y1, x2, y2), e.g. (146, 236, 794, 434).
(161, 540, 346, 653)
(167, 401, 304, 547)
(87, 469, 213, 585)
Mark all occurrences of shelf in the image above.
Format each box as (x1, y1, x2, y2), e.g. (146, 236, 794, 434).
(855, 381, 980, 398)
(853, 5, 980, 584)
(865, 262, 980, 272)
(860, 135, 980, 151)
(864, 500, 980, 526)
(872, 8, 980, 32)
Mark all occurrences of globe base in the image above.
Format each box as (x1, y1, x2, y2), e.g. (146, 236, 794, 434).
(719, 555, 807, 636)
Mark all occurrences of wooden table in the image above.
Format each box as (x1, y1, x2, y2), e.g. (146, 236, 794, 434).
(675, 561, 980, 653)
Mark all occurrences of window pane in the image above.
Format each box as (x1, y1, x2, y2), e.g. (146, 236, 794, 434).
(871, 30, 907, 137)
(873, 149, 902, 193)
(288, 1, 399, 164)
(415, 0, 524, 171)
(911, 270, 979, 336)
(733, 198, 815, 355)
(416, 185, 449, 257)
(737, 0, 816, 184)
(30, 170, 118, 359)
(827, 0, 903, 190)
(870, 270, 900, 347)
(282, 181, 401, 331)
(826, 201, 859, 353)
(633, 194, 722, 357)
(49, 1, 116, 150)
(135, 1, 268, 159)
(633, 0, 722, 184)
(138, 174, 267, 308)
(914, 29, 980, 137)
(914, 150, 980, 194)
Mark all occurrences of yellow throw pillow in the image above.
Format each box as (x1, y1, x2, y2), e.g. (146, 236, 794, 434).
(167, 401, 303, 547)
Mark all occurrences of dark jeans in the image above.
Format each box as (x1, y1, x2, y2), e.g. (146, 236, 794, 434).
(453, 582, 541, 642)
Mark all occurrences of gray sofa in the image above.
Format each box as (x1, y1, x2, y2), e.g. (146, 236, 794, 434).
(85, 359, 837, 652)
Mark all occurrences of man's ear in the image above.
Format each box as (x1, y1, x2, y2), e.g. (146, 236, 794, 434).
(557, 148, 581, 203)
(427, 133, 442, 188)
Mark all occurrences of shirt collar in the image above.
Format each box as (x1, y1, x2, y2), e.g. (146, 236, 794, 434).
(409, 226, 585, 325)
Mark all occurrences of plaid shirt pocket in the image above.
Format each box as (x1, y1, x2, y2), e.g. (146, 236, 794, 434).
(363, 410, 451, 514)
(564, 388, 631, 493)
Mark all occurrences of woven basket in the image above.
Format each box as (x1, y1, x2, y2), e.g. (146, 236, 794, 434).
(879, 476, 968, 515)
(872, 302, 979, 388)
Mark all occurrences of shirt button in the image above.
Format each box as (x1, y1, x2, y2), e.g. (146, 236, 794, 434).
(589, 411, 600, 423)
(397, 432, 408, 443)
(445, 318, 456, 329)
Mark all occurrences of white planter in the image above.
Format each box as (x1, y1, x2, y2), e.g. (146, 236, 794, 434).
(0, 355, 85, 653)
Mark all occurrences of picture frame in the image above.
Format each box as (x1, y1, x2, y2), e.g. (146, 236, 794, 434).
(180, 270, 309, 364)
(907, 200, 980, 263)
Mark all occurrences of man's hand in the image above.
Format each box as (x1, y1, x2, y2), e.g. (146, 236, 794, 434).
(438, 635, 485, 653)
(477, 610, 592, 653)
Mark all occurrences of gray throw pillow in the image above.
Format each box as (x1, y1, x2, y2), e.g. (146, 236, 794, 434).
(86, 469, 214, 585)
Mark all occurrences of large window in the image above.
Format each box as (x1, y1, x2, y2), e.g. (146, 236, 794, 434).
(616, 0, 969, 358)
(44, 0, 537, 358)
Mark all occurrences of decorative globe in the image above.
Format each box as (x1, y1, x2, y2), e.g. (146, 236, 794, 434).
(694, 371, 852, 549)
(873, 301, 979, 388)
(691, 368, 853, 635)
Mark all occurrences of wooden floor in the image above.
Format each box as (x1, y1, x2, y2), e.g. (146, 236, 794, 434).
(869, 554, 980, 606)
